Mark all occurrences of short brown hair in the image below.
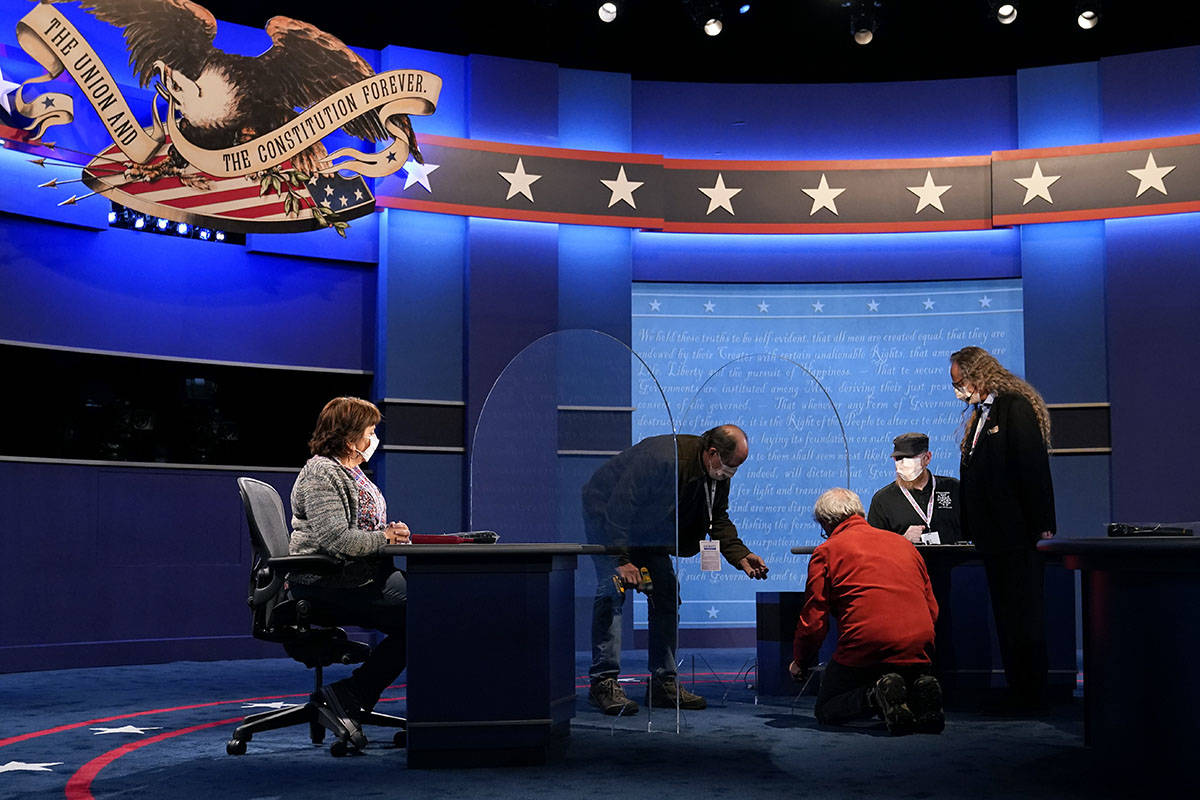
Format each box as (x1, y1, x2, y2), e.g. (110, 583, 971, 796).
(308, 397, 381, 458)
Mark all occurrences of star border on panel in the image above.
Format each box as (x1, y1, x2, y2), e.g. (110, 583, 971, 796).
(1013, 161, 1060, 206)
(802, 173, 845, 216)
(499, 157, 542, 202)
(907, 171, 952, 214)
(699, 173, 742, 216)
(601, 165, 644, 209)
(1126, 152, 1175, 198)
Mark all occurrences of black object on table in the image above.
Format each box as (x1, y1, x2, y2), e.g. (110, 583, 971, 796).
(383, 542, 605, 768)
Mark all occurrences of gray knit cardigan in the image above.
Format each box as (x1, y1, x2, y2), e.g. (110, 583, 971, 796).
(289, 455, 388, 587)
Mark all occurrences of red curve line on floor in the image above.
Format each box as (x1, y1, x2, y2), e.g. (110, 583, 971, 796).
(64, 717, 242, 800)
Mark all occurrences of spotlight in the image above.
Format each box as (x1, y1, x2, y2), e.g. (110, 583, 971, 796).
(704, 17, 723, 36)
(215, 231, 226, 242)
(995, 3, 1017, 24)
(156, 217, 169, 230)
(198, 228, 212, 241)
(107, 210, 117, 224)
(597, 2, 616, 23)
(1076, 4, 1100, 29)
(847, 1, 879, 45)
(739, 4, 750, 13)
(176, 222, 190, 235)
(133, 216, 146, 229)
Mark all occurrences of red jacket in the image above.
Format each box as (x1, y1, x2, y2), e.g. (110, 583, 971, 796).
(793, 515, 938, 668)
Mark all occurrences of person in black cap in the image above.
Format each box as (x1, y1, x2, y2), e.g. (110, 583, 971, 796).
(867, 432, 962, 545)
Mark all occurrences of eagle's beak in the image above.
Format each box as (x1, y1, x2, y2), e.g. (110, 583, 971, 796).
(152, 60, 171, 101)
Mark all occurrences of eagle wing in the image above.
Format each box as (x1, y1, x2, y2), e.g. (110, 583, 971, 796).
(69, 0, 217, 87)
(259, 17, 394, 146)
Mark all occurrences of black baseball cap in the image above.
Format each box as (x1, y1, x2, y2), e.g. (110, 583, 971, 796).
(892, 432, 930, 458)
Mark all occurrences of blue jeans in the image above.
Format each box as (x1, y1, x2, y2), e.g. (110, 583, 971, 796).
(589, 551, 679, 682)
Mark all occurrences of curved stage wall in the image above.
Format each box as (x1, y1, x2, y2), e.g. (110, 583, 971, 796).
(1, 0, 1196, 669)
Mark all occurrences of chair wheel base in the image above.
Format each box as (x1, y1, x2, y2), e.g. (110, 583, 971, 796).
(393, 730, 406, 748)
(330, 738, 364, 757)
(226, 738, 247, 756)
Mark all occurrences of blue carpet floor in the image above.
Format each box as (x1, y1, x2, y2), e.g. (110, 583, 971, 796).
(0, 648, 1169, 799)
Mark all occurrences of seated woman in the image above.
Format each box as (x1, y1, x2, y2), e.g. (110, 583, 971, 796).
(288, 396, 410, 748)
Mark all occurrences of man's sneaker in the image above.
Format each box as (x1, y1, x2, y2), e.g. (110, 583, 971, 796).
(869, 673, 915, 735)
(646, 676, 707, 710)
(909, 674, 945, 734)
(320, 679, 367, 749)
(589, 678, 640, 716)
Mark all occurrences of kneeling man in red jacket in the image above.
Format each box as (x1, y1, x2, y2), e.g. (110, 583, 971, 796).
(789, 488, 943, 735)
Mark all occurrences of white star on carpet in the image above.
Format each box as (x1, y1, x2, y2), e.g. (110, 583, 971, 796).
(242, 701, 298, 710)
(601, 165, 644, 209)
(802, 173, 846, 216)
(649, 299, 661, 311)
(907, 171, 952, 214)
(922, 298, 936, 310)
(979, 295, 993, 308)
(757, 301, 769, 313)
(1014, 161, 1060, 205)
(1, 761, 63, 773)
(402, 160, 439, 192)
(699, 173, 742, 216)
(811, 301, 825, 313)
(90, 725, 163, 735)
(704, 300, 716, 312)
(1126, 152, 1175, 197)
(867, 299, 880, 312)
(498, 157, 542, 202)
(706, 606, 720, 619)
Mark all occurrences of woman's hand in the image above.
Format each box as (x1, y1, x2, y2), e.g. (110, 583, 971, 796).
(384, 521, 411, 545)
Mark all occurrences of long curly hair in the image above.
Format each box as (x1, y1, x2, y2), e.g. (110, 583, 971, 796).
(950, 346, 1051, 454)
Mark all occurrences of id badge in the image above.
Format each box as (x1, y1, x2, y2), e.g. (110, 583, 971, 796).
(920, 531, 942, 545)
(700, 540, 721, 571)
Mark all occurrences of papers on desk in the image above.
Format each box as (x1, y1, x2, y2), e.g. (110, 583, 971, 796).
(409, 531, 500, 544)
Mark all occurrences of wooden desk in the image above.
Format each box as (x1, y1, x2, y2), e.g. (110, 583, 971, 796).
(1038, 537, 1200, 764)
(383, 543, 605, 768)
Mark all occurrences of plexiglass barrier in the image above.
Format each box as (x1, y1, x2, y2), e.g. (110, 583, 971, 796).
(468, 329, 682, 729)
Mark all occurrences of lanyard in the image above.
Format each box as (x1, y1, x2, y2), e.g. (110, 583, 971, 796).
(704, 478, 716, 537)
(898, 474, 936, 529)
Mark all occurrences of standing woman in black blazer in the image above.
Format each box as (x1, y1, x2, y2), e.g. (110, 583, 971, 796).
(949, 346, 1056, 714)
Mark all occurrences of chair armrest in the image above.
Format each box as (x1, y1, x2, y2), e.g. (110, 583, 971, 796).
(267, 554, 342, 576)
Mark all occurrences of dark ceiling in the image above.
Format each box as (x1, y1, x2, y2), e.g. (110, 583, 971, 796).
(195, 1, 1200, 84)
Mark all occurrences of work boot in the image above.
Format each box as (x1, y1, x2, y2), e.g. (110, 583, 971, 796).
(646, 675, 707, 710)
(589, 677, 640, 715)
(868, 673, 915, 735)
(909, 674, 945, 734)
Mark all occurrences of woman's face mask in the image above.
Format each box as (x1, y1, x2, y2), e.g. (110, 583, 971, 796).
(356, 431, 380, 462)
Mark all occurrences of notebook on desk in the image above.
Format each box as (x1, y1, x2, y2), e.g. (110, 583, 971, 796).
(409, 531, 500, 544)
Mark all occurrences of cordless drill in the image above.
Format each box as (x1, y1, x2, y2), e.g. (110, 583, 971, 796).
(612, 566, 653, 595)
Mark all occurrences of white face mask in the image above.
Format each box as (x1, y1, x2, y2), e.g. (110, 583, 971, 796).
(953, 385, 972, 403)
(895, 457, 924, 482)
(356, 432, 380, 462)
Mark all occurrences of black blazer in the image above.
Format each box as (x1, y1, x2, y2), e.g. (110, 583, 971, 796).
(958, 393, 1056, 554)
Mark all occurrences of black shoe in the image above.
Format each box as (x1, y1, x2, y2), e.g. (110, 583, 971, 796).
(909, 675, 945, 734)
(321, 680, 367, 749)
(646, 676, 707, 710)
(589, 678, 640, 715)
(869, 673, 915, 735)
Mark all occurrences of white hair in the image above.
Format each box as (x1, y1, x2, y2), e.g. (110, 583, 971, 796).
(812, 488, 865, 530)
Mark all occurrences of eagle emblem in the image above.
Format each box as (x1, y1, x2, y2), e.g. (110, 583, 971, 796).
(10, 0, 441, 234)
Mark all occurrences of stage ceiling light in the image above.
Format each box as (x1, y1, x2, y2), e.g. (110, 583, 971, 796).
(1076, 2, 1100, 29)
(704, 17, 723, 36)
(598, 3, 616, 23)
(996, 3, 1018, 24)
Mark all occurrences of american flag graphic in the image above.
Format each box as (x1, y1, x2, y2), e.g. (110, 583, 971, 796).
(81, 136, 375, 234)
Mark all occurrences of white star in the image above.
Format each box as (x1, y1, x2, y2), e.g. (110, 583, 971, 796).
(0, 761, 63, 773)
(242, 701, 298, 710)
(811, 301, 825, 313)
(649, 299, 661, 311)
(703, 301, 716, 312)
(907, 171, 952, 214)
(867, 299, 880, 312)
(757, 301, 769, 313)
(979, 295, 993, 308)
(698, 173, 742, 216)
(308, 174, 319, 185)
(706, 606, 720, 619)
(91, 725, 163, 735)
(0, 69, 20, 117)
(353, 188, 364, 201)
(922, 298, 935, 310)
(1013, 161, 1061, 205)
(498, 157, 542, 202)
(600, 165, 644, 209)
(323, 184, 335, 197)
(338, 195, 349, 207)
(402, 159, 440, 192)
(320, 199, 332, 209)
(802, 173, 846, 216)
(1126, 152, 1175, 197)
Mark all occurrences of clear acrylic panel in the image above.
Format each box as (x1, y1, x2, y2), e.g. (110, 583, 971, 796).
(677, 354, 851, 633)
(468, 329, 680, 730)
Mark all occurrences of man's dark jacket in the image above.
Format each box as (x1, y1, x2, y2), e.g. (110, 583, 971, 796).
(582, 434, 750, 565)
(959, 393, 1056, 554)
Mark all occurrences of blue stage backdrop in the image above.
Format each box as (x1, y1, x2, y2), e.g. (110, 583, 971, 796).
(630, 279, 1025, 631)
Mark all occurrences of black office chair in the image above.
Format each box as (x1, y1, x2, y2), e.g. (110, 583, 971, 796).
(226, 477, 407, 757)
